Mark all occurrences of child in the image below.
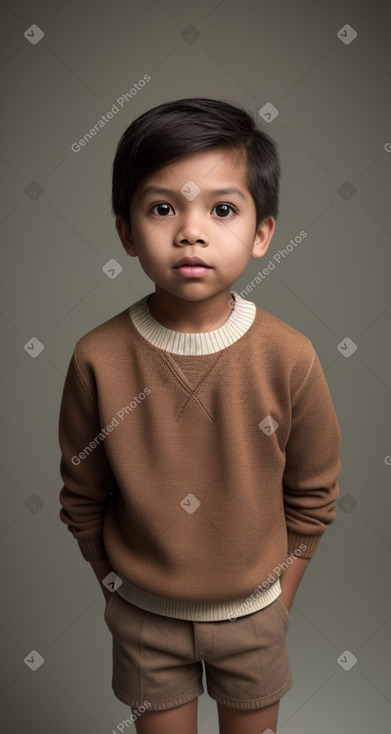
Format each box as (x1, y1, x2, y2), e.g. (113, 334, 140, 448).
(58, 97, 342, 734)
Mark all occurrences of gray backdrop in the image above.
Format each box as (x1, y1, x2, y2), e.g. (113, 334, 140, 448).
(1, 0, 390, 732)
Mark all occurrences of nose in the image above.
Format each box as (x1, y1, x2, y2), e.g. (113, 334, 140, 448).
(174, 212, 209, 247)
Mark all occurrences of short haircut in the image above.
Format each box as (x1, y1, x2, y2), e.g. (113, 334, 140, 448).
(111, 97, 281, 231)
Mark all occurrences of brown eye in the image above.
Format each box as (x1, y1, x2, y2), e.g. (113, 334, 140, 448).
(214, 204, 238, 217)
(151, 203, 172, 216)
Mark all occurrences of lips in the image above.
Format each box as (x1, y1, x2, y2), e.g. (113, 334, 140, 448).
(173, 257, 211, 268)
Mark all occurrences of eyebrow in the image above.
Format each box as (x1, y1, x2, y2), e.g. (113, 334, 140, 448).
(139, 186, 247, 201)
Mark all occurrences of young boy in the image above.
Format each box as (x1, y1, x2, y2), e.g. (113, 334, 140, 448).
(58, 97, 342, 734)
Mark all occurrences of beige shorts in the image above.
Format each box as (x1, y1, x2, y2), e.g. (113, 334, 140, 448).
(104, 592, 293, 712)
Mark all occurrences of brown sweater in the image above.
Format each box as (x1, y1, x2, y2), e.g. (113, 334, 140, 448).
(58, 291, 342, 621)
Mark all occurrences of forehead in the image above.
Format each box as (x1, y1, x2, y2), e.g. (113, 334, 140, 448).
(136, 148, 249, 195)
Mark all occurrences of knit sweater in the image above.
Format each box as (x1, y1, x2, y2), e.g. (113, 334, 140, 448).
(58, 291, 342, 621)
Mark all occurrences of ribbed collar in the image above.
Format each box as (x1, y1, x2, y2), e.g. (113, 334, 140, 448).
(128, 291, 256, 355)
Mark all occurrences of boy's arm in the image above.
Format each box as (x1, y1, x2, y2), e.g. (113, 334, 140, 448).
(282, 347, 342, 584)
(58, 349, 118, 566)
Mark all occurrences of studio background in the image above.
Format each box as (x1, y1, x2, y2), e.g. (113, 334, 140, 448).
(1, 1, 390, 732)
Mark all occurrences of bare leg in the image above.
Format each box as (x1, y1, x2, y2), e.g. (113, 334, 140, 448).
(133, 698, 198, 734)
(217, 699, 279, 734)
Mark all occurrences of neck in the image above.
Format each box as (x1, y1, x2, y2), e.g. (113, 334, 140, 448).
(148, 288, 234, 333)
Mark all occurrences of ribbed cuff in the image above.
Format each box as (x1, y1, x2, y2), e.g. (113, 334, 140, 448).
(287, 532, 323, 559)
(78, 538, 109, 562)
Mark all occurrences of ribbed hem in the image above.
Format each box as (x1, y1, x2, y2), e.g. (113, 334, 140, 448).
(128, 291, 256, 355)
(115, 578, 282, 621)
(287, 532, 323, 559)
(78, 538, 109, 562)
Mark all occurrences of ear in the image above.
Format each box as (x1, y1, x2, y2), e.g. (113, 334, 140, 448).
(251, 217, 275, 259)
(115, 216, 138, 257)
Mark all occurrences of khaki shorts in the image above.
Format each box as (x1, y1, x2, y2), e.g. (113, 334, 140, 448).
(104, 592, 293, 712)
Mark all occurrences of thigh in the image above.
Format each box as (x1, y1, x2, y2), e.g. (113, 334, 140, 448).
(133, 698, 198, 734)
(217, 699, 279, 734)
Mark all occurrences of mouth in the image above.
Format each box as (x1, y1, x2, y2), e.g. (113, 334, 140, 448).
(172, 257, 214, 278)
(173, 257, 212, 268)
(173, 262, 213, 278)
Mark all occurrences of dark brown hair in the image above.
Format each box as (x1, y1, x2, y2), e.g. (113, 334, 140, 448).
(111, 97, 280, 231)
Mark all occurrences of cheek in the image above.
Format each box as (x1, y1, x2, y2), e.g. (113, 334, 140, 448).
(136, 238, 165, 272)
(224, 228, 254, 260)
(133, 223, 158, 255)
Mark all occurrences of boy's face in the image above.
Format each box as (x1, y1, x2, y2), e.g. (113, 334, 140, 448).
(116, 148, 275, 305)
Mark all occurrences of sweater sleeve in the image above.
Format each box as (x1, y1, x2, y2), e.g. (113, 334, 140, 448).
(283, 347, 342, 559)
(58, 347, 118, 562)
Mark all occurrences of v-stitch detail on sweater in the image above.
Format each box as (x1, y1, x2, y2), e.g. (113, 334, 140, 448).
(159, 351, 222, 423)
